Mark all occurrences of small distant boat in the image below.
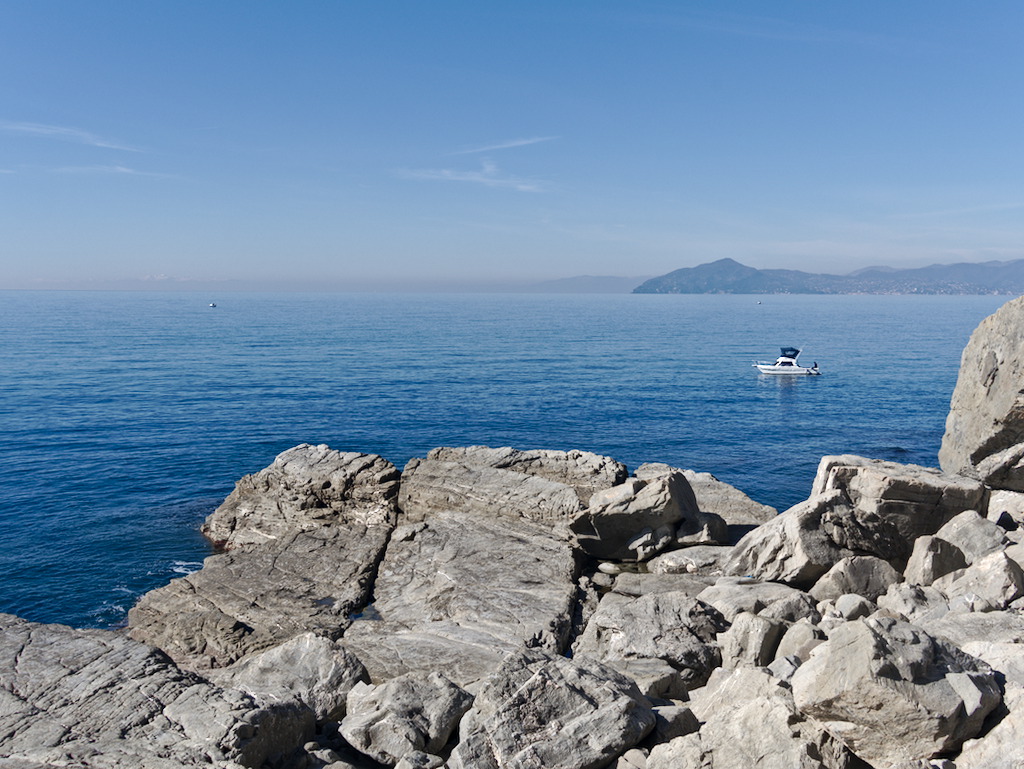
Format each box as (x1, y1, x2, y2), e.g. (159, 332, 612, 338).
(209, 302, 217, 307)
(754, 347, 820, 375)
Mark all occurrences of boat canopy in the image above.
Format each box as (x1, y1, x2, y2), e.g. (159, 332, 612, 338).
(779, 347, 801, 359)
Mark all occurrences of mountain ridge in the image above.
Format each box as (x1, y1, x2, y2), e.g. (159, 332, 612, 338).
(633, 258, 1024, 295)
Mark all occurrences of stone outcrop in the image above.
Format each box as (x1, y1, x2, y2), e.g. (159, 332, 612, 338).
(341, 509, 582, 687)
(0, 613, 313, 768)
(940, 294, 1024, 490)
(398, 457, 584, 524)
(128, 522, 390, 670)
(637, 463, 778, 526)
(202, 443, 400, 550)
(427, 445, 627, 504)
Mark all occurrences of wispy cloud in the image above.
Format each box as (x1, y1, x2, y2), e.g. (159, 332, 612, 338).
(398, 159, 545, 192)
(452, 136, 558, 155)
(51, 164, 170, 178)
(0, 120, 140, 152)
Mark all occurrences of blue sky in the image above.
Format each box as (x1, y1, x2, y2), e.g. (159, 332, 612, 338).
(2, 2, 1023, 290)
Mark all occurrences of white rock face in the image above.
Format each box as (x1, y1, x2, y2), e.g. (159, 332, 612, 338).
(791, 617, 1001, 765)
(941, 295, 1024, 490)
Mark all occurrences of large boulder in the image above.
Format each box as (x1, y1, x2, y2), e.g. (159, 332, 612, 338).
(812, 455, 987, 559)
(426, 446, 627, 504)
(448, 649, 655, 769)
(207, 632, 368, 722)
(398, 457, 584, 524)
(570, 471, 701, 561)
(202, 444, 400, 550)
(340, 672, 473, 766)
(725, 490, 850, 588)
(0, 613, 313, 768)
(637, 463, 778, 526)
(341, 510, 582, 687)
(573, 591, 728, 689)
(652, 667, 864, 769)
(940, 295, 1024, 490)
(791, 617, 1001, 765)
(128, 522, 390, 670)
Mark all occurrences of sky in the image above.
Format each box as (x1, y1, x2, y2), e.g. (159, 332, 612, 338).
(2, 2, 1023, 291)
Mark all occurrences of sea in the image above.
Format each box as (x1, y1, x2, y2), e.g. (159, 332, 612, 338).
(0, 290, 1010, 630)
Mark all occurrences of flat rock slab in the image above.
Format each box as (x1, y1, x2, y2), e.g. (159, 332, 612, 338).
(342, 510, 581, 687)
(427, 446, 627, 505)
(0, 613, 312, 768)
(202, 444, 400, 550)
(398, 458, 584, 524)
(448, 649, 655, 769)
(129, 522, 391, 670)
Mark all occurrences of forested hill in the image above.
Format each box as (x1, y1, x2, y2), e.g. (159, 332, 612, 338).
(632, 258, 1024, 294)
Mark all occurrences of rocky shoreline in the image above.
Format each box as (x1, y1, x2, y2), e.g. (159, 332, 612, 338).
(4, 297, 1024, 768)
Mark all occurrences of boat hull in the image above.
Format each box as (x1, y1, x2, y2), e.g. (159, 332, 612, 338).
(755, 364, 820, 375)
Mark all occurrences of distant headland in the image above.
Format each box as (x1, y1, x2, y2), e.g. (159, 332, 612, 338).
(633, 257, 1024, 295)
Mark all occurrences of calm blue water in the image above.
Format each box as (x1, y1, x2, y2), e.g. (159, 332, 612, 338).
(0, 291, 1009, 629)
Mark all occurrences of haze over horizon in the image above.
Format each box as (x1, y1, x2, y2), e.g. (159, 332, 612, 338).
(3, 2, 1023, 292)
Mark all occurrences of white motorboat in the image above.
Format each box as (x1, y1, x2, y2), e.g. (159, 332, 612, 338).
(754, 347, 820, 375)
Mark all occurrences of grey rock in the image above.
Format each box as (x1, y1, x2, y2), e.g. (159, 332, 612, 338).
(717, 611, 785, 668)
(696, 576, 814, 622)
(675, 511, 730, 547)
(724, 490, 849, 589)
(609, 572, 717, 599)
(573, 591, 728, 688)
(571, 472, 700, 561)
(932, 550, 1024, 611)
(448, 649, 655, 769)
(340, 672, 472, 766)
(758, 590, 822, 624)
(791, 617, 1001, 765)
(679, 666, 863, 769)
(613, 747, 649, 769)
(988, 488, 1024, 526)
(903, 535, 968, 586)
(427, 445, 627, 504)
(833, 593, 875, 620)
(0, 613, 313, 768)
(766, 654, 802, 683)
(933, 509, 1008, 564)
(637, 463, 778, 526)
(940, 294, 1024, 490)
(129, 522, 390, 670)
(876, 582, 950, 623)
(207, 632, 367, 722)
(812, 454, 987, 560)
(342, 510, 580, 687)
(646, 545, 733, 575)
(647, 704, 700, 744)
(394, 752, 446, 769)
(955, 684, 1024, 769)
(775, 620, 827, 662)
(920, 608, 1024, 648)
(202, 443, 400, 550)
(398, 457, 583, 524)
(809, 555, 903, 603)
(602, 657, 690, 701)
